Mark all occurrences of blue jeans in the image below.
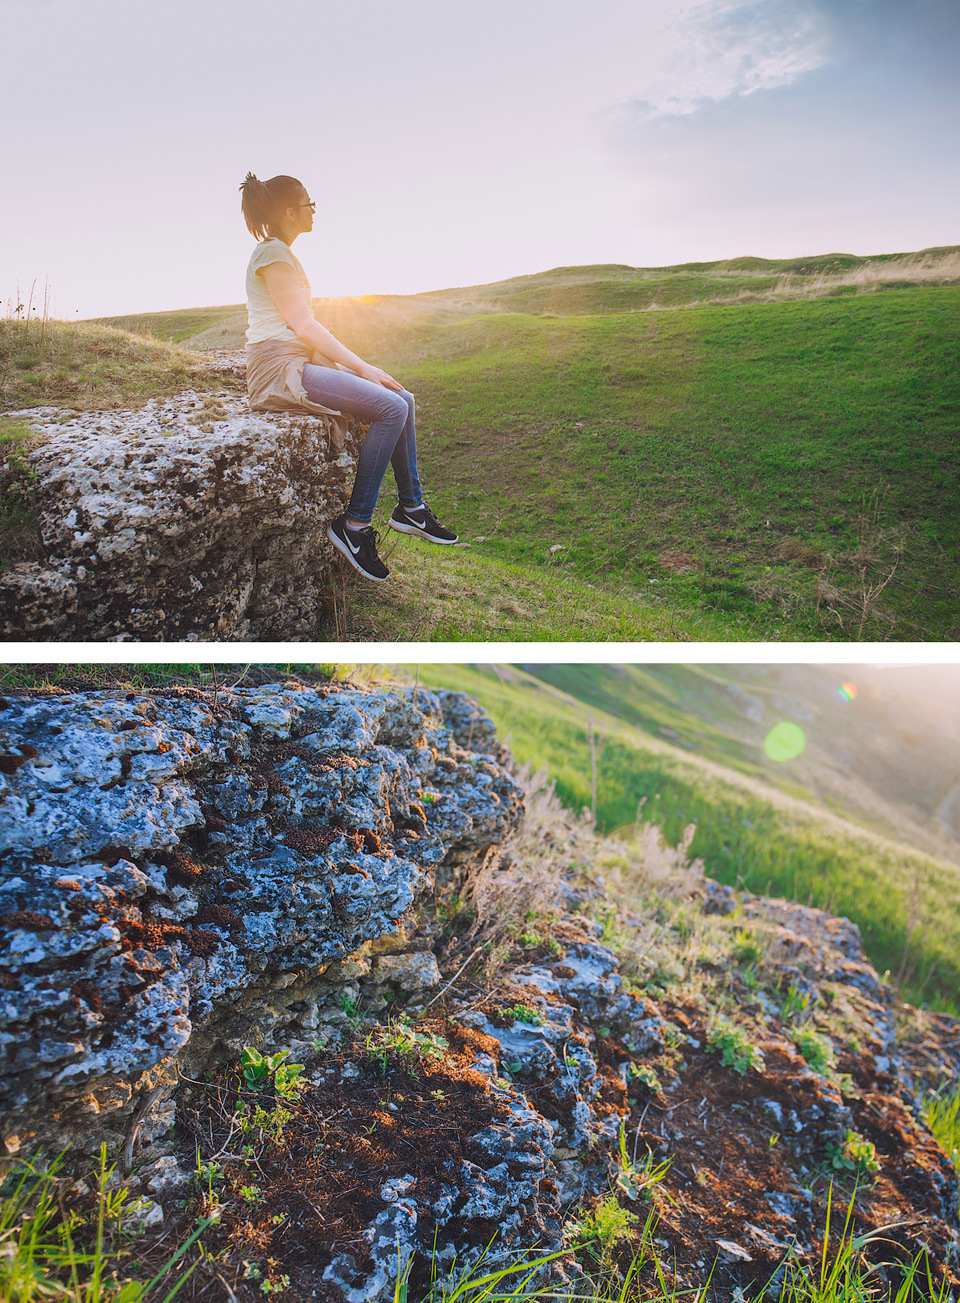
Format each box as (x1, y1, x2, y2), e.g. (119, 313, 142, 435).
(300, 364, 423, 525)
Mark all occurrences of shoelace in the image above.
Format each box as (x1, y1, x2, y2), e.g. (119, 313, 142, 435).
(409, 502, 438, 524)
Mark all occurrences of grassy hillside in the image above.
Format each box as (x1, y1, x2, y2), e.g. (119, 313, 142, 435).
(375, 287, 959, 641)
(15, 246, 958, 641)
(519, 663, 960, 864)
(411, 663, 960, 1014)
(95, 245, 960, 350)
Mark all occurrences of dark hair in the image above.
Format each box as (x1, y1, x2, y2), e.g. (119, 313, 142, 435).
(239, 172, 305, 242)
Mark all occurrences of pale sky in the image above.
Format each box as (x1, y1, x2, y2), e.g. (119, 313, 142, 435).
(2, 0, 957, 319)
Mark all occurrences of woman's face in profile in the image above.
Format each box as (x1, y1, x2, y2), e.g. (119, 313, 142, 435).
(294, 186, 315, 237)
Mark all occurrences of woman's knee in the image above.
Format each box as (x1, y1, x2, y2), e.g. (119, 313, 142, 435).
(379, 390, 410, 427)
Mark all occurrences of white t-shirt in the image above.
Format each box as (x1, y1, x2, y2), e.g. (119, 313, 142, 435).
(245, 238, 311, 344)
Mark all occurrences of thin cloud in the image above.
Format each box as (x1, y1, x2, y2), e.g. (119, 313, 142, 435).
(627, 0, 831, 119)
(597, 0, 960, 254)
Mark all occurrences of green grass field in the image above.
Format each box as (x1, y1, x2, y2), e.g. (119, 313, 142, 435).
(374, 288, 960, 641)
(4, 247, 957, 640)
(411, 663, 960, 1014)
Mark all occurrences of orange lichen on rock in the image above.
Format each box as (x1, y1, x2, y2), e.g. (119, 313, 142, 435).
(0, 910, 58, 930)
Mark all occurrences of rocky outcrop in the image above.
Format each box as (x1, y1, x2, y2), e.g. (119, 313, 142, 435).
(0, 373, 363, 640)
(1, 678, 958, 1303)
(0, 682, 522, 1155)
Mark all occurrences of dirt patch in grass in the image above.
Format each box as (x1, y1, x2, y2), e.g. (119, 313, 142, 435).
(657, 549, 700, 573)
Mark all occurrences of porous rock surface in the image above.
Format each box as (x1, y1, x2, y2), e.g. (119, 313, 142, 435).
(0, 381, 363, 641)
(0, 682, 522, 1153)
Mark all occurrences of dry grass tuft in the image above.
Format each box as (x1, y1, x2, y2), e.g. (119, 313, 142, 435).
(775, 537, 827, 568)
(0, 317, 238, 413)
(460, 764, 575, 950)
(657, 549, 699, 572)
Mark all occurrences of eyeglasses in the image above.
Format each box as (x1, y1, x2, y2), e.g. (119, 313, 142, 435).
(300, 200, 316, 212)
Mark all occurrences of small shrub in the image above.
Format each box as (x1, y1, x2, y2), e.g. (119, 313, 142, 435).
(707, 1016, 765, 1075)
(237, 1101, 293, 1147)
(792, 1027, 837, 1076)
(502, 1002, 546, 1026)
(825, 1129, 880, 1175)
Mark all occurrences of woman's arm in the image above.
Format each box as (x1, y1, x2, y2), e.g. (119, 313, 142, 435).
(260, 261, 401, 390)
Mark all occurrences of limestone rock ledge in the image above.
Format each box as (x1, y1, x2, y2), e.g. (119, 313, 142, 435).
(0, 388, 363, 641)
(0, 682, 522, 1152)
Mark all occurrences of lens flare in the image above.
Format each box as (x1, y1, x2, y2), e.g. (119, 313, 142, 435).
(764, 721, 806, 762)
(837, 683, 857, 703)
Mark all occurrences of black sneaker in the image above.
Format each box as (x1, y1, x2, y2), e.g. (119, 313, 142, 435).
(327, 514, 390, 581)
(388, 501, 458, 544)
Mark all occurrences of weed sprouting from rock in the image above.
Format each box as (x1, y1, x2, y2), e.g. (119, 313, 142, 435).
(706, 1016, 766, 1075)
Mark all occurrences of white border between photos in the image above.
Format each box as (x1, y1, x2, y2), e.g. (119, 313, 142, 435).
(2, 641, 956, 667)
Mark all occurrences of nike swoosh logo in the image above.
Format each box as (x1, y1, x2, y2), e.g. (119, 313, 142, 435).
(345, 533, 361, 554)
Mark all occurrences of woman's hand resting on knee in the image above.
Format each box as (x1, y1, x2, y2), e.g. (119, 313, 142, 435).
(354, 361, 403, 391)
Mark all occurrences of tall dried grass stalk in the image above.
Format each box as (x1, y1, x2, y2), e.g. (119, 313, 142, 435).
(460, 764, 580, 947)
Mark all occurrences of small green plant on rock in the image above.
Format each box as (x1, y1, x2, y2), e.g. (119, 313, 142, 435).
(731, 927, 765, 966)
(567, 1194, 639, 1268)
(240, 1047, 305, 1099)
(613, 1121, 671, 1202)
(707, 1016, 765, 1075)
(243, 1261, 291, 1295)
(364, 1017, 449, 1077)
(780, 980, 813, 1020)
(502, 1003, 546, 1026)
(792, 1027, 838, 1076)
(628, 1062, 662, 1093)
(825, 1129, 880, 1175)
(661, 1021, 686, 1050)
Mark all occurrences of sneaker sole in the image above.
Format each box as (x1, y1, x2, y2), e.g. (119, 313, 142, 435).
(327, 527, 390, 581)
(388, 519, 459, 545)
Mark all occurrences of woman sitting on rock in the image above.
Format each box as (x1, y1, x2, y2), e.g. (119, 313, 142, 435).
(240, 172, 457, 582)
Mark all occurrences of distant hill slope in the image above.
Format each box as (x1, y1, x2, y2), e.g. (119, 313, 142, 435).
(414, 663, 960, 1011)
(92, 245, 960, 350)
(520, 663, 960, 866)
